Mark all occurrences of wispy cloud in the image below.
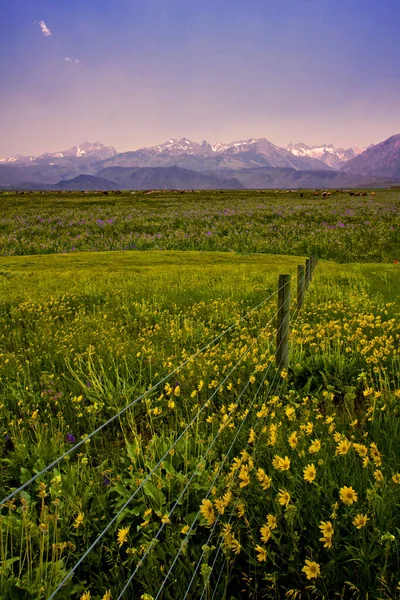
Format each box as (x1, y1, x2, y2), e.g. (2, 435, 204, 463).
(37, 20, 52, 37)
(65, 57, 80, 64)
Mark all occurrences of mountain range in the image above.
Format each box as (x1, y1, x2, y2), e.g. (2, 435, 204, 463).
(0, 135, 399, 190)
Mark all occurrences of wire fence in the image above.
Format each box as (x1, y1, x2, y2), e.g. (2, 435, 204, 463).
(1, 256, 317, 600)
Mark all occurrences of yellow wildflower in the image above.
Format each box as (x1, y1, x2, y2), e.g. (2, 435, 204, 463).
(335, 439, 352, 456)
(278, 489, 290, 507)
(303, 463, 316, 484)
(339, 486, 358, 505)
(267, 514, 277, 530)
(392, 473, 400, 484)
(256, 468, 272, 490)
(237, 501, 245, 517)
(272, 455, 291, 471)
(238, 465, 251, 488)
(200, 499, 215, 525)
(260, 524, 271, 543)
(353, 443, 368, 457)
(117, 526, 130, 547)
(80, 592, 91, 600)
(288, 431, 298, 449)
(248, 428, 256, 444)
(73, 512, 84, 529)
(181, 524, 190, 534)
(308, 439, 321, 454)
(302, 559, 320, 580)
(353, 514, 369, 529)
(374, 469, 384, 482)
(102, 592, 112, 600)
(255, 544, 267, 562)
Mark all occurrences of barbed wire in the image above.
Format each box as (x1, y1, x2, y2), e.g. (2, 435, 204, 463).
(1, 283, 286, 509)
(48, 298, 288, 599)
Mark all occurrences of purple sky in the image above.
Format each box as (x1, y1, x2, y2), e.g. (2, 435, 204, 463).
(1, 0, 399, 156)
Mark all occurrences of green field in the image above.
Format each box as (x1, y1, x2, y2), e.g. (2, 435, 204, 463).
(1, 191, 400, 599)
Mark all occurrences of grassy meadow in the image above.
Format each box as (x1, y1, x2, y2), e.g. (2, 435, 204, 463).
(0, 190, 400, 599)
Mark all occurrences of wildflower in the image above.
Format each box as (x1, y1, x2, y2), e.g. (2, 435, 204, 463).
(239, 465, 251, 488)
(353, 443, 368, 457)
(288, 431, 298, 449)
(308, 439, 321, 454)
(66, 433, 76, 444)
(374, 469, 384, 482)
(117, 526, 130, 547)
(302, 559, 321, 580)
(161, 514, 171, 524)
(181, 524, 190, 534)
(319, 521, 334, 548)
(200, 499, 215, 525)
(336, 439, 352, 455)
(260, 524, 271, 543)
(267, 514, 277, 530)
(285, 406, 295, 420)
(230, 538, 241, 554)
(102, 592, 112, 600)
(353, 514, 369, 529)
(339, 486, 358, 505)
(73, 512, 84, 529)
(255, 544, 267, 562)
(392, 473, 400, 484)
(237, 501, 245, 517)
(278, 489, 290, 507)
(80, 592, 91, 600)
(303, 463, 316, 484)
(248, 428, 255, 444)
(272, 455, 291, 471)
(249, 375, 256, 384)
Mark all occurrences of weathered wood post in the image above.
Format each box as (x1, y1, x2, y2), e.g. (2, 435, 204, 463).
(297, 265, 305, 310)
(276, 274, 291, 371)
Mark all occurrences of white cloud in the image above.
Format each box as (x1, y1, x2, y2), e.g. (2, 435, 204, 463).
(65, 57, 80, 64)
(37, 20, 52, 36)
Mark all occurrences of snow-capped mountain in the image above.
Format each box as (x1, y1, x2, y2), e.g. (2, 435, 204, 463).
(0, 142, 117, 166)
(286, 143, 366, 169)
(100, 137, 331, 171)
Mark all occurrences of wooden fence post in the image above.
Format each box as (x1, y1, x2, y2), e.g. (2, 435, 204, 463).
(276, 274, 291, 371)
(297, 265, 305, 310)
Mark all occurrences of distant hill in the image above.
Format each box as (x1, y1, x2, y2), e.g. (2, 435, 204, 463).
(340, 134, 400, 178)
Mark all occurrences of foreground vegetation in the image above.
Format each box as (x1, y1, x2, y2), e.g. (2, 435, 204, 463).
(0, 189, 399, 262)
(1, 246, 399, 599)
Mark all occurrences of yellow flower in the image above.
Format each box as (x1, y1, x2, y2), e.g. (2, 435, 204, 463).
(339, 486, 358, 505)
(80, 592, 91, 600)
(167, 399, 175, 409)
(255, 544, 267, 562)
(239, 465, 251, 488)
(161, 513, 171, 524)
(256, 468, 272, 490)
(102, 591, 112, 600)
(285, 407, 295, 420)
(392, 473, 400, 484)
(248, 428, 256, 444)
(308, 439, 321, 454)
(272, 455, 291, 471)
(278, 489, 290, 507)
(230, 538, 241, 554)
(353, 443, 368, 457)
(260, 524, 271, 543)
(249, 375, 256, 384)
(319, 521, 333, 538)
(288, 431, 298, 449)
(303, 463, 316, 484)
(267, 514, 277, 530)
(200, 499, 215, 525)
(237, 501, 245, 517)
(181, 525, 190, 534)
(73, 512, 84, 529)
(374, 469, 384, 482)
(117, 526, 130, 547)
(302, 559, 320, 580)
(335, 439, 352, 456)
(353, 514, 369, 529)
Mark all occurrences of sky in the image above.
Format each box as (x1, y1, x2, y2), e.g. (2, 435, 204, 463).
(1, 0, 400, 156)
